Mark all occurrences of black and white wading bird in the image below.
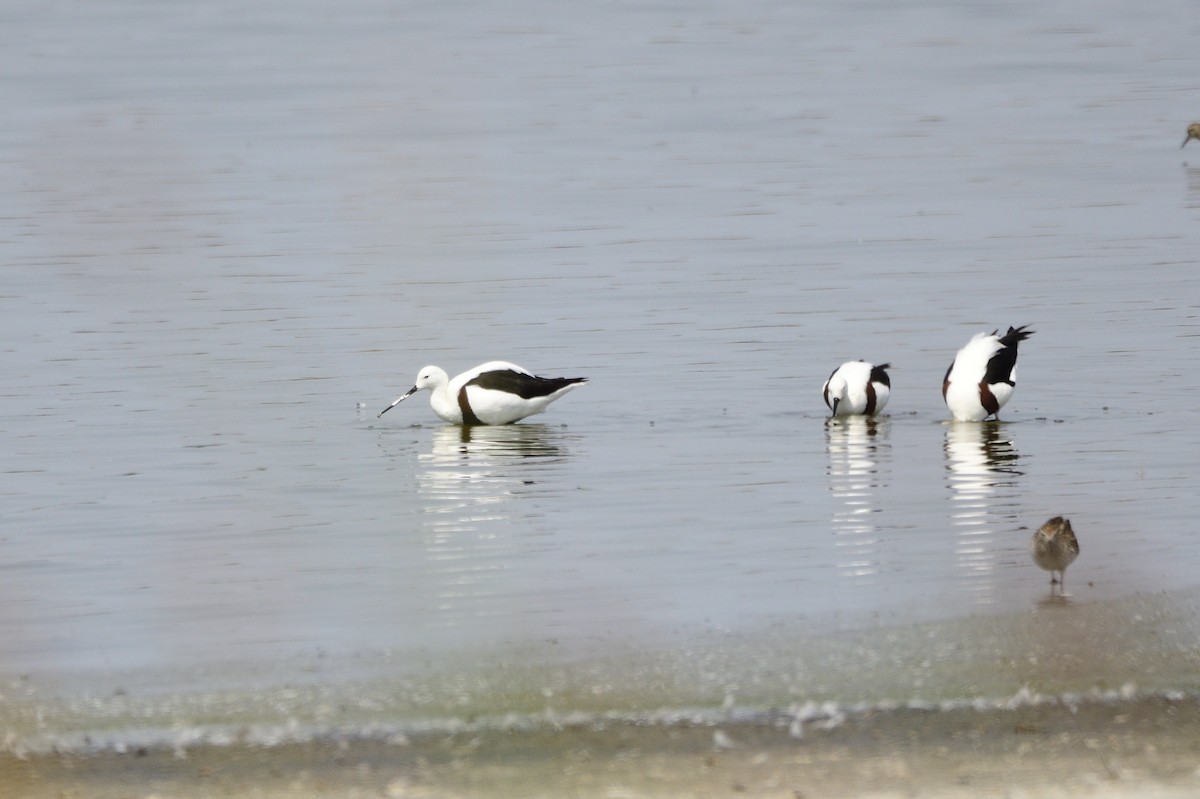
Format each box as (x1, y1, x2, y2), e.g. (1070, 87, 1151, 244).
(942, 326, 1034, 422)
(379, 361, 587, 425)
(822, 361, 891, 417)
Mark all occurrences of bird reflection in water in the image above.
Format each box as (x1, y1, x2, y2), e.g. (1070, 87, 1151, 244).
(825, 416, 889, 586)
(414, 423, 574, 629)
(1185, 164, 1200, 210)
(418, 423, 571, 507)
(944, 421, 1023, 605)
(441, 422, 568, 459)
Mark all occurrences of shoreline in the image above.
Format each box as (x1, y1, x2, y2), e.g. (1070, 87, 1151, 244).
(4, 695, 1200, 798)
(4, 586, 1199, 797)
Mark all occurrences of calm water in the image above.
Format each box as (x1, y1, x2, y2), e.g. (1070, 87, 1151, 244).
(2, 0, 1200, 750)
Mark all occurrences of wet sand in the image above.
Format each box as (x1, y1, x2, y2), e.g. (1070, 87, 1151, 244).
(4, 587, 1200, 798)
(5, 696, 1200, 799)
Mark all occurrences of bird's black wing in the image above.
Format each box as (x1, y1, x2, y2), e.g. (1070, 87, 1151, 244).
(468, 369, 586, 399)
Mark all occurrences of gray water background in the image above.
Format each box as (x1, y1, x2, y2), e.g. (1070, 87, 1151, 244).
(2, 0, 1200, 742)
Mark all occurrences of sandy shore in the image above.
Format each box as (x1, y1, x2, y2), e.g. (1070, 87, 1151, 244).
(5, 588, 1199, 798)
(4, 696, 1200, 798)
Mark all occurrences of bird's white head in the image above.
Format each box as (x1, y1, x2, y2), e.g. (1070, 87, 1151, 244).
(411, 365, 449, 392)
(825, 374, 848, 415)
(378, 365, 449, 417)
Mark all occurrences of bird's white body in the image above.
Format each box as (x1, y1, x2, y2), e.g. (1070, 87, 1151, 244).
(943, 334, 1013, 422)
(379, 361, 586, 425)
(943, 326, 1032, 422)
(823, 360, 891, 417)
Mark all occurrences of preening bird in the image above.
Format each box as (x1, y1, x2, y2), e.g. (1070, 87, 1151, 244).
(942, 326, 1033, 422)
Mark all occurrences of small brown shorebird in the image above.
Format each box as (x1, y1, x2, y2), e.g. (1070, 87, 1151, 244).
(1181, 123, 1200, 149)
(1030, 516, 1080, 592)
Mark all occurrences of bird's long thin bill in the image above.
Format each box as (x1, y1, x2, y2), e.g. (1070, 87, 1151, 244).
(378, 387, 418, 417)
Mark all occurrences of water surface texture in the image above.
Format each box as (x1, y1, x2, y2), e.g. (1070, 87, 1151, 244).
(2, 0, 1200, 754)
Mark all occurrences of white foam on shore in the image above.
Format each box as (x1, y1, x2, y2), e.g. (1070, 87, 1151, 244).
(3, 682, 1190, 758)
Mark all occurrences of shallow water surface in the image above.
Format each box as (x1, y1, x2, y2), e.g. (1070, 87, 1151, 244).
(2, 0, 1200, 754)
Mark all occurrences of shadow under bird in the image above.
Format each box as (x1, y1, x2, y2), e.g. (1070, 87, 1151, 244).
(378, 361, 588, 425)
(943, 325, 1033, 422)
(1030, 516, 1080, 592)
(822, 360, 891, 417)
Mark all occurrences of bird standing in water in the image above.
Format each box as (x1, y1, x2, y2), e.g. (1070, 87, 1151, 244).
(822, 360, 891, 417)
(943, 325, 1034, 422)
(1030, 516, 1080, 593)
(379, 361, 587, 425)
(1181, 123, 1200, 148)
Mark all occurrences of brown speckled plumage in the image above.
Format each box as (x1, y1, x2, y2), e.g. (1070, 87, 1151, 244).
(1030, 516, 1080, 592)
(1182, 123, 1200, 149)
